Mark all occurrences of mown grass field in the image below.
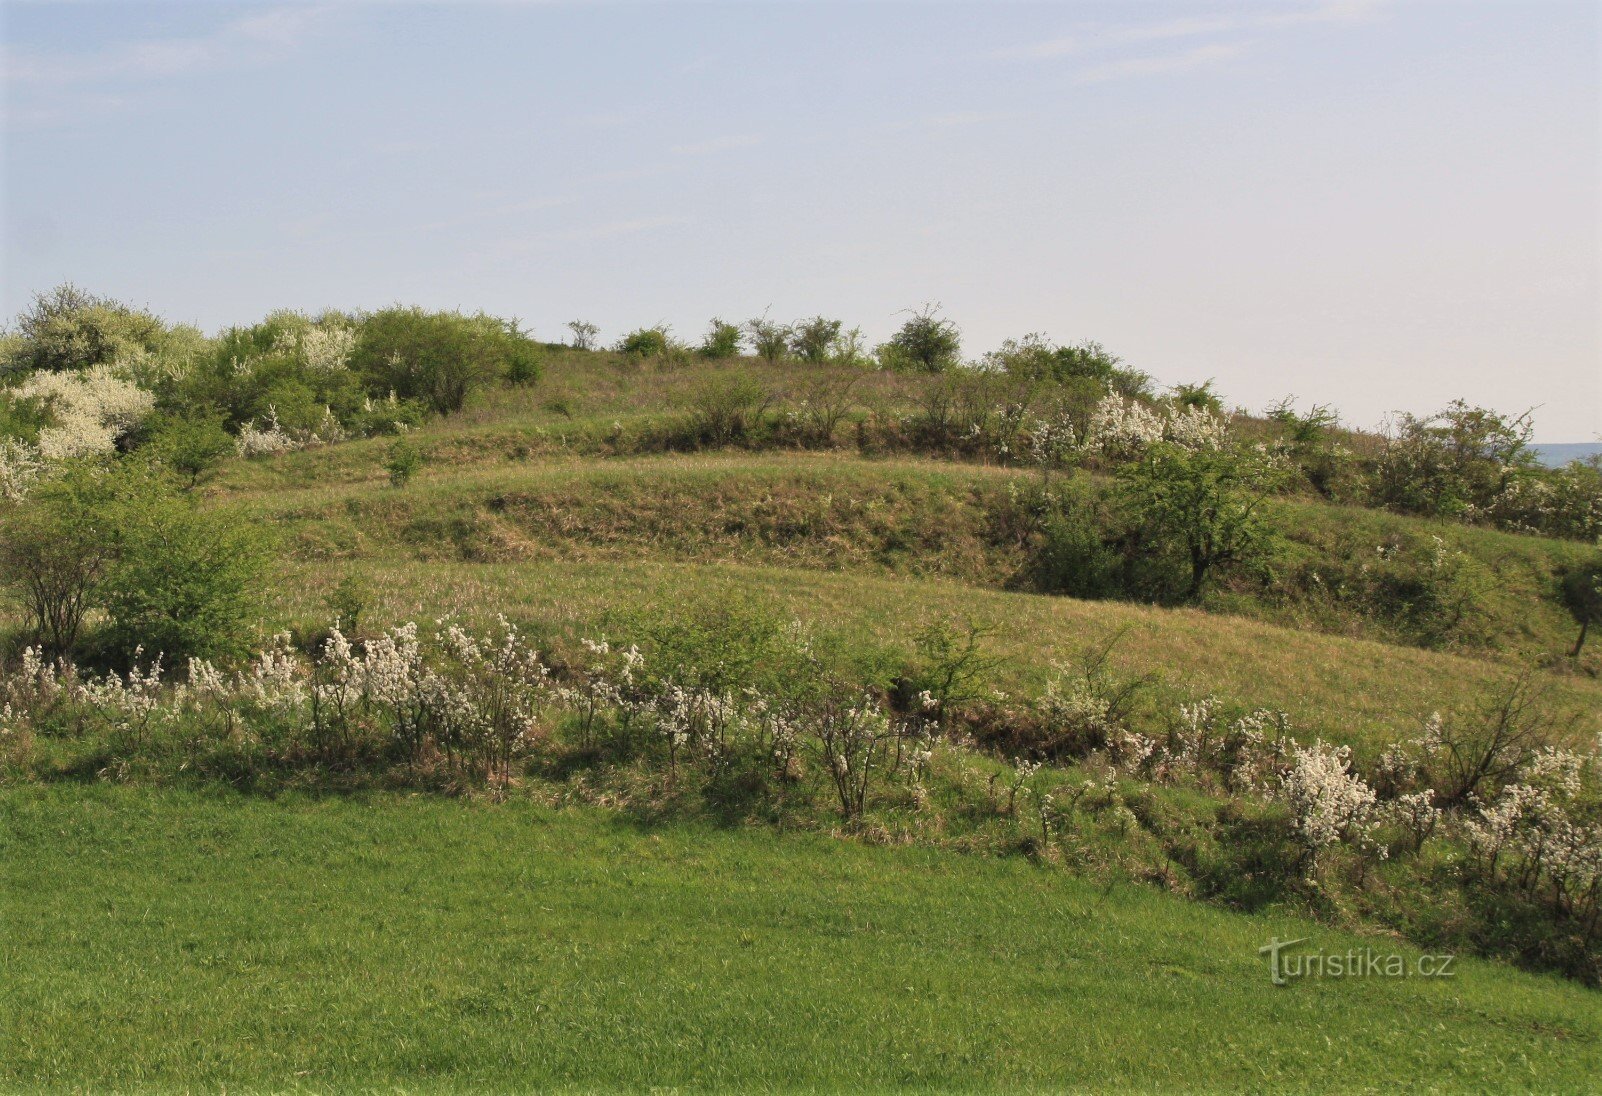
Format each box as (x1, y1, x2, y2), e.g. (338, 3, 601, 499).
(4, 786, 1598, 1093)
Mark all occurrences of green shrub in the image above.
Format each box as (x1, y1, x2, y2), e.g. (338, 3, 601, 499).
(744, 315, 791, 363)
(1172, 381, 1223, 413)
(1560, 558, 1602, 657)
(350, 308, 536, 415)
(1370, 401, 1537, 520)
(145, 413, 234, 487)
(688, 377, 772, 446)
(384, 439, 423, 487)
(698, 319, 742, 359)
(1029, 479, 1124, 599)
(790, 317, 843, 364)
(4, 284, 171, 377)
(98, 471, 271, 665)
(617, 326, 674, 358)
(881, 305, 960, 373)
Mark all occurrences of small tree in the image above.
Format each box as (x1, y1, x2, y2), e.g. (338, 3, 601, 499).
(698, 318, 742, 359)
(1560, 559, 1602, 657)
(1118, 442, 1289, 601)
(1172, 381, 1223, 413)
(147, 413, 234, 488)
(744, 315, 791, 363)
(566, 320, 600, 351)
(6, 283, 170, 377)
(882, 304, 961, 373)
(789, 317, 843, 363)
(0, 463, 117, 655)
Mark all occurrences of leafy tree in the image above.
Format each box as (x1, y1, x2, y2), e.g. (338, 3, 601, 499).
(1118, 442, 1289, 601)
(566, 320, 600, 351)
(744, 315, 791, 363)
(698, 319, 742, 359)
(325, 575, 370, 635)
(350, 308, 536, 415)
(4, 284, 170, 377)
(0, 462, 118, 655)
(1560, 559, 1602, 657)
(882, 305, 960, 373)
(789, 317, 843, 363)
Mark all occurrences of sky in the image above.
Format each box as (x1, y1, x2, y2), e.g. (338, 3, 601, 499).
(2, 0, 1598, 440)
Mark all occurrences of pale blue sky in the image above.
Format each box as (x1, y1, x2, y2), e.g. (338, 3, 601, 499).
(2, 1, 1597, 439)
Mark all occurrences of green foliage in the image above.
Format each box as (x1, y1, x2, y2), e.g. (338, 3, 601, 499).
(98, 471, 270, 665)
(617, 326, 675, 359)
(1560, 558, 1602, 656)
(325, 575, 370, 635)
(744, 315, 791, 363)
(989, 336, 1150, 399)
(350, 308, 536, 415)
(145, 413, 234, 487)
(688, 376, 772, 446)
(384, 439, 423, 487)
(173, 311, 367, 434)
(881, 305, 961, 373)
(1266, 398, 1351, 498)
(789, 317, 843, 363)
(1118, 443, 1289, 601)
(3, 284, 171, 377)
(907, 619, 1005, 717)
(1372, 401, 1537, 519)
(0, 461, 119, 655)
(1172, 381, 1223, 413)
(698, 318, 743, 359)
(1025, 477, 1125, 600)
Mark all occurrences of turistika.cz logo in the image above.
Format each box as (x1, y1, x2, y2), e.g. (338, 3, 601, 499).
(1257, 936, 1456, 986)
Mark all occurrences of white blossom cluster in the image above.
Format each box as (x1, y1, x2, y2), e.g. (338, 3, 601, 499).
(10, 365, 155, 461)
(1028, 395, 1230, 469)
(1277, 739, 1381, 866)
(0, 366, 156, 499)
(0, 438, 44, 501)
(1463, 746, 1601, 906)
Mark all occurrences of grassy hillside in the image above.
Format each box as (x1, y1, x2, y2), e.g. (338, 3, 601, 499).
(204, 353, 1599, 671)
(5, 786, 1597, 1093)
(4, 342, 1600, 1091)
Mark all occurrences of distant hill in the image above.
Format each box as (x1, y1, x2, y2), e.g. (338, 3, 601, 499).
(1533, 442, 1602, 467)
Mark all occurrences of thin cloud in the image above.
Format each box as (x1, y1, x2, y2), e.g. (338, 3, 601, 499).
(4, 5, 328, 87)
(568, 216, 689, 240)
(669, 134, 762, 156)
(991, 1, 1384, 64)
(1074, 42, 1250, 85)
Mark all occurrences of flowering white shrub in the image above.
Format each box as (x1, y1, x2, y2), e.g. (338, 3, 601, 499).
(235, 408, 301, 457)
(1277, 739, 1380, 871)
(6, 365, 154, 461)
(1028, 396, 1230, 469)
(299, 324, 358, 373)
(0, 438, 44, 501)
